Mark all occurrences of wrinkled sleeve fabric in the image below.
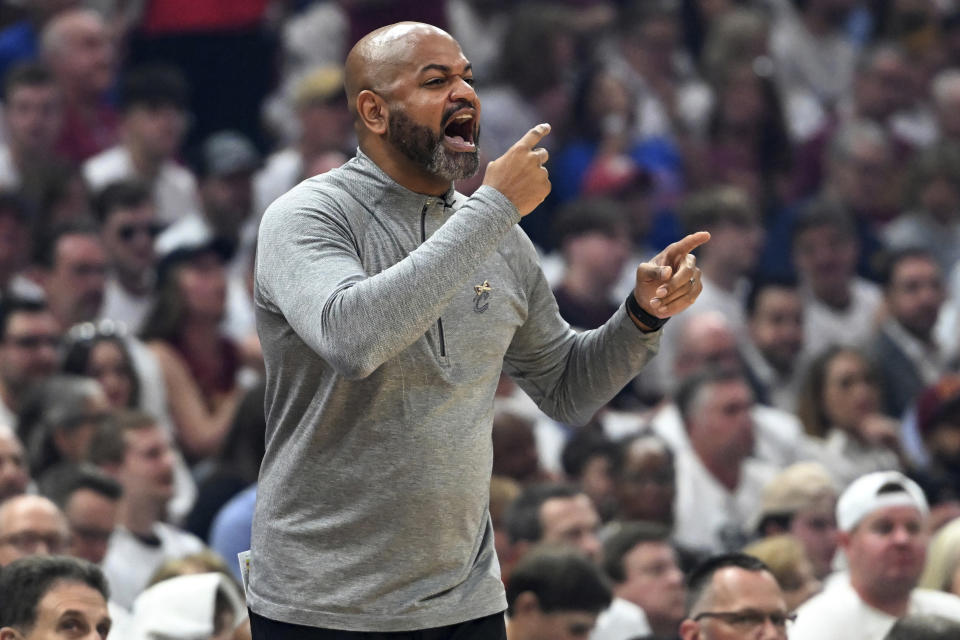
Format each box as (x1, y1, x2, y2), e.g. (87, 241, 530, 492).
(503, 231, 661, 425)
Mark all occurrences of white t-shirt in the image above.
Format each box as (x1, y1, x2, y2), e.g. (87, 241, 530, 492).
(590, 597, 651, 640)
(801, 278, 882, 361)
(100, 276, 153, 336)
(83, 146, 200, 226)
(791, 573, 960, 640)
(673, 448, 776, 554)
(101, 522, 205, 610)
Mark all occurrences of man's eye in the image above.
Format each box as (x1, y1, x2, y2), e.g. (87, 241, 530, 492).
(425, 78, 444, 86)
(463, 77, 475, 86)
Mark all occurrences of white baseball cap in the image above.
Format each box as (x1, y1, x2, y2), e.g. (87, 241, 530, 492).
(836, 470, 929, 533)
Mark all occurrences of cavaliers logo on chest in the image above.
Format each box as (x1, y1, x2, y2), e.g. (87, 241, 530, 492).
(473, 280, 491, 313)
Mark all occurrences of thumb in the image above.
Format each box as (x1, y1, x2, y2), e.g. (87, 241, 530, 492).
(637, 263, 672, 282)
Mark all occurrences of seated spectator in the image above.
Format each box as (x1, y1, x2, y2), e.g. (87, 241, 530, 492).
(40, 462, 121, 566)
(911, 374, 960, 511)
(82, 64, 198, 227)
(885, 614, 960, 640)
(61, 319, 198, 526)
(679, 552, 791, 640)
(89, 409, 204, 608)
(16, 374, 110, 483)
(0, 423, 29, 503)
(610, 431, 676, 528)
(0, 494, 69, 566)
(40, 8, 118, 163)
(752, 462, 838, 581)
(128, 571, 247, 640)
(673, 186, 764, 341)
(560, 427, 618, 522)
(62, 322, 141, 410)
(506, 546, 612, 640)
(93, 179, 162, 334)
(671, 368, 777, 554)
(0, 62, 64, 190)
(255, 65, 352, 217)
(493, 408, 553, 486)
(141, 238, 242, 461)
(0, 194, 34, 299)
(791, 471, 960, 639)
(791, 202, 883, 360)
(884, 142, 960, 274)
(919, 516, 960, 596)
(797, 345, 904, 487)
(869, 248, 948, 419)
(601, 521, 686, 639)
(506, 483, 602, 564)
(648, 311, 811, 470)
(549, 198, 631, 331)
(742, 535, 822, 611)
(0, 298, 61, 426)
(0, 555, 111, 640)
(741, 278, 806, 413)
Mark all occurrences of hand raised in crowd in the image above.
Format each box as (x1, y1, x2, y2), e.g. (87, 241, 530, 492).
(632, 231, 711, 319)
(483, 123, 552, 217)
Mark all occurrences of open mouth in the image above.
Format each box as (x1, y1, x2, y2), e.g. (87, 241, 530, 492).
(443, 111, 476, 151)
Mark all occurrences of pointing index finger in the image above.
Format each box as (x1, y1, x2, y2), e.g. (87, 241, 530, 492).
(662, 231, 711, 263)
(516, 123, 552, 150)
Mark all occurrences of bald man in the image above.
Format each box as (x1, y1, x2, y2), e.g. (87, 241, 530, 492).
(251, 22, 708, 639)
(0, 495, 69, 566)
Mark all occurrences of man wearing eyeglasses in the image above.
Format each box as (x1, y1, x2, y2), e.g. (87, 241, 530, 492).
(679, 553, 792, 640)
(0, 494, 70, 566)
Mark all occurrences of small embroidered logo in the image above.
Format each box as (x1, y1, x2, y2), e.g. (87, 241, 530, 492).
(474, 280, 491, 313)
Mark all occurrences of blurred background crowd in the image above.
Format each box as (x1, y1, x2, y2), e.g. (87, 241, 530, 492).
(4, 0, 960, 638)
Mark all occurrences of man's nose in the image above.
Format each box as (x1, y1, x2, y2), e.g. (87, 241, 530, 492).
(450, 78, 477, 104)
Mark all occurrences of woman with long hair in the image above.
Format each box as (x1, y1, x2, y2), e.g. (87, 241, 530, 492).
(140, 240, 241, 463)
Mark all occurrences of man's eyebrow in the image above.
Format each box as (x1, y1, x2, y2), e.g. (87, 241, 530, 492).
(419, 63, 473, 75)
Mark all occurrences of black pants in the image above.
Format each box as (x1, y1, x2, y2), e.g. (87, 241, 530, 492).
(248, 610, 507, 640)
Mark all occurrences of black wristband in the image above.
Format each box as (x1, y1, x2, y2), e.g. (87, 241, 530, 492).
(626, 292, 668, 332)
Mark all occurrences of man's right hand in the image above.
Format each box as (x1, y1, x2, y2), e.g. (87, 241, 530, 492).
(482, 123, 552, 217)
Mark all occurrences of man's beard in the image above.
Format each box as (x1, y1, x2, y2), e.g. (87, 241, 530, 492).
(387, 106, 480, 182)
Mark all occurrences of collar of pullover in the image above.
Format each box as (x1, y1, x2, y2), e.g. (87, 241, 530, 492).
(350, 148, 459, 214)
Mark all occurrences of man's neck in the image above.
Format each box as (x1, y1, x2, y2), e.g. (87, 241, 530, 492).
(115, 268, 153, 297)
(360, 143, 450, 196)
(812, 283, 852, 310)
(850, 577, 911, 618)
(693, 442, 742, 491)
(125, 138, 163, 180)
(118, 497, 162, 537)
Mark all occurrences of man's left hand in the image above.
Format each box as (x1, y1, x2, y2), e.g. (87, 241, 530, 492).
(633, 231, 711, 320)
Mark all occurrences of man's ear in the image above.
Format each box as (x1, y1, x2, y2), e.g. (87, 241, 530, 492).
(0, 627, 25, 640)
(356, 90, 388, 136)
(679, 619, 700, 640)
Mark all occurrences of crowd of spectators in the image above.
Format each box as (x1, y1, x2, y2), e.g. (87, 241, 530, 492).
(4, 0, 960, 639)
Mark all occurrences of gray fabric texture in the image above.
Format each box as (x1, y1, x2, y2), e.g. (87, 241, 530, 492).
(249, 150, 661, 631)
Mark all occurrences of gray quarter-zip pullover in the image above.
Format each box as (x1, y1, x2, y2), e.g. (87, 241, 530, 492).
(249, 150, 660, 631)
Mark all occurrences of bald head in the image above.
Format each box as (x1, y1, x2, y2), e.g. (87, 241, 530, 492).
(674, 312, 741, 379)
(0, 495, 69, 566)
(345, 22, 457, 113)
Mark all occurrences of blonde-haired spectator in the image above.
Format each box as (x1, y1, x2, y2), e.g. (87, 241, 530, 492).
(919, 517, 960, 596)
(743, 534, 822, 611)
